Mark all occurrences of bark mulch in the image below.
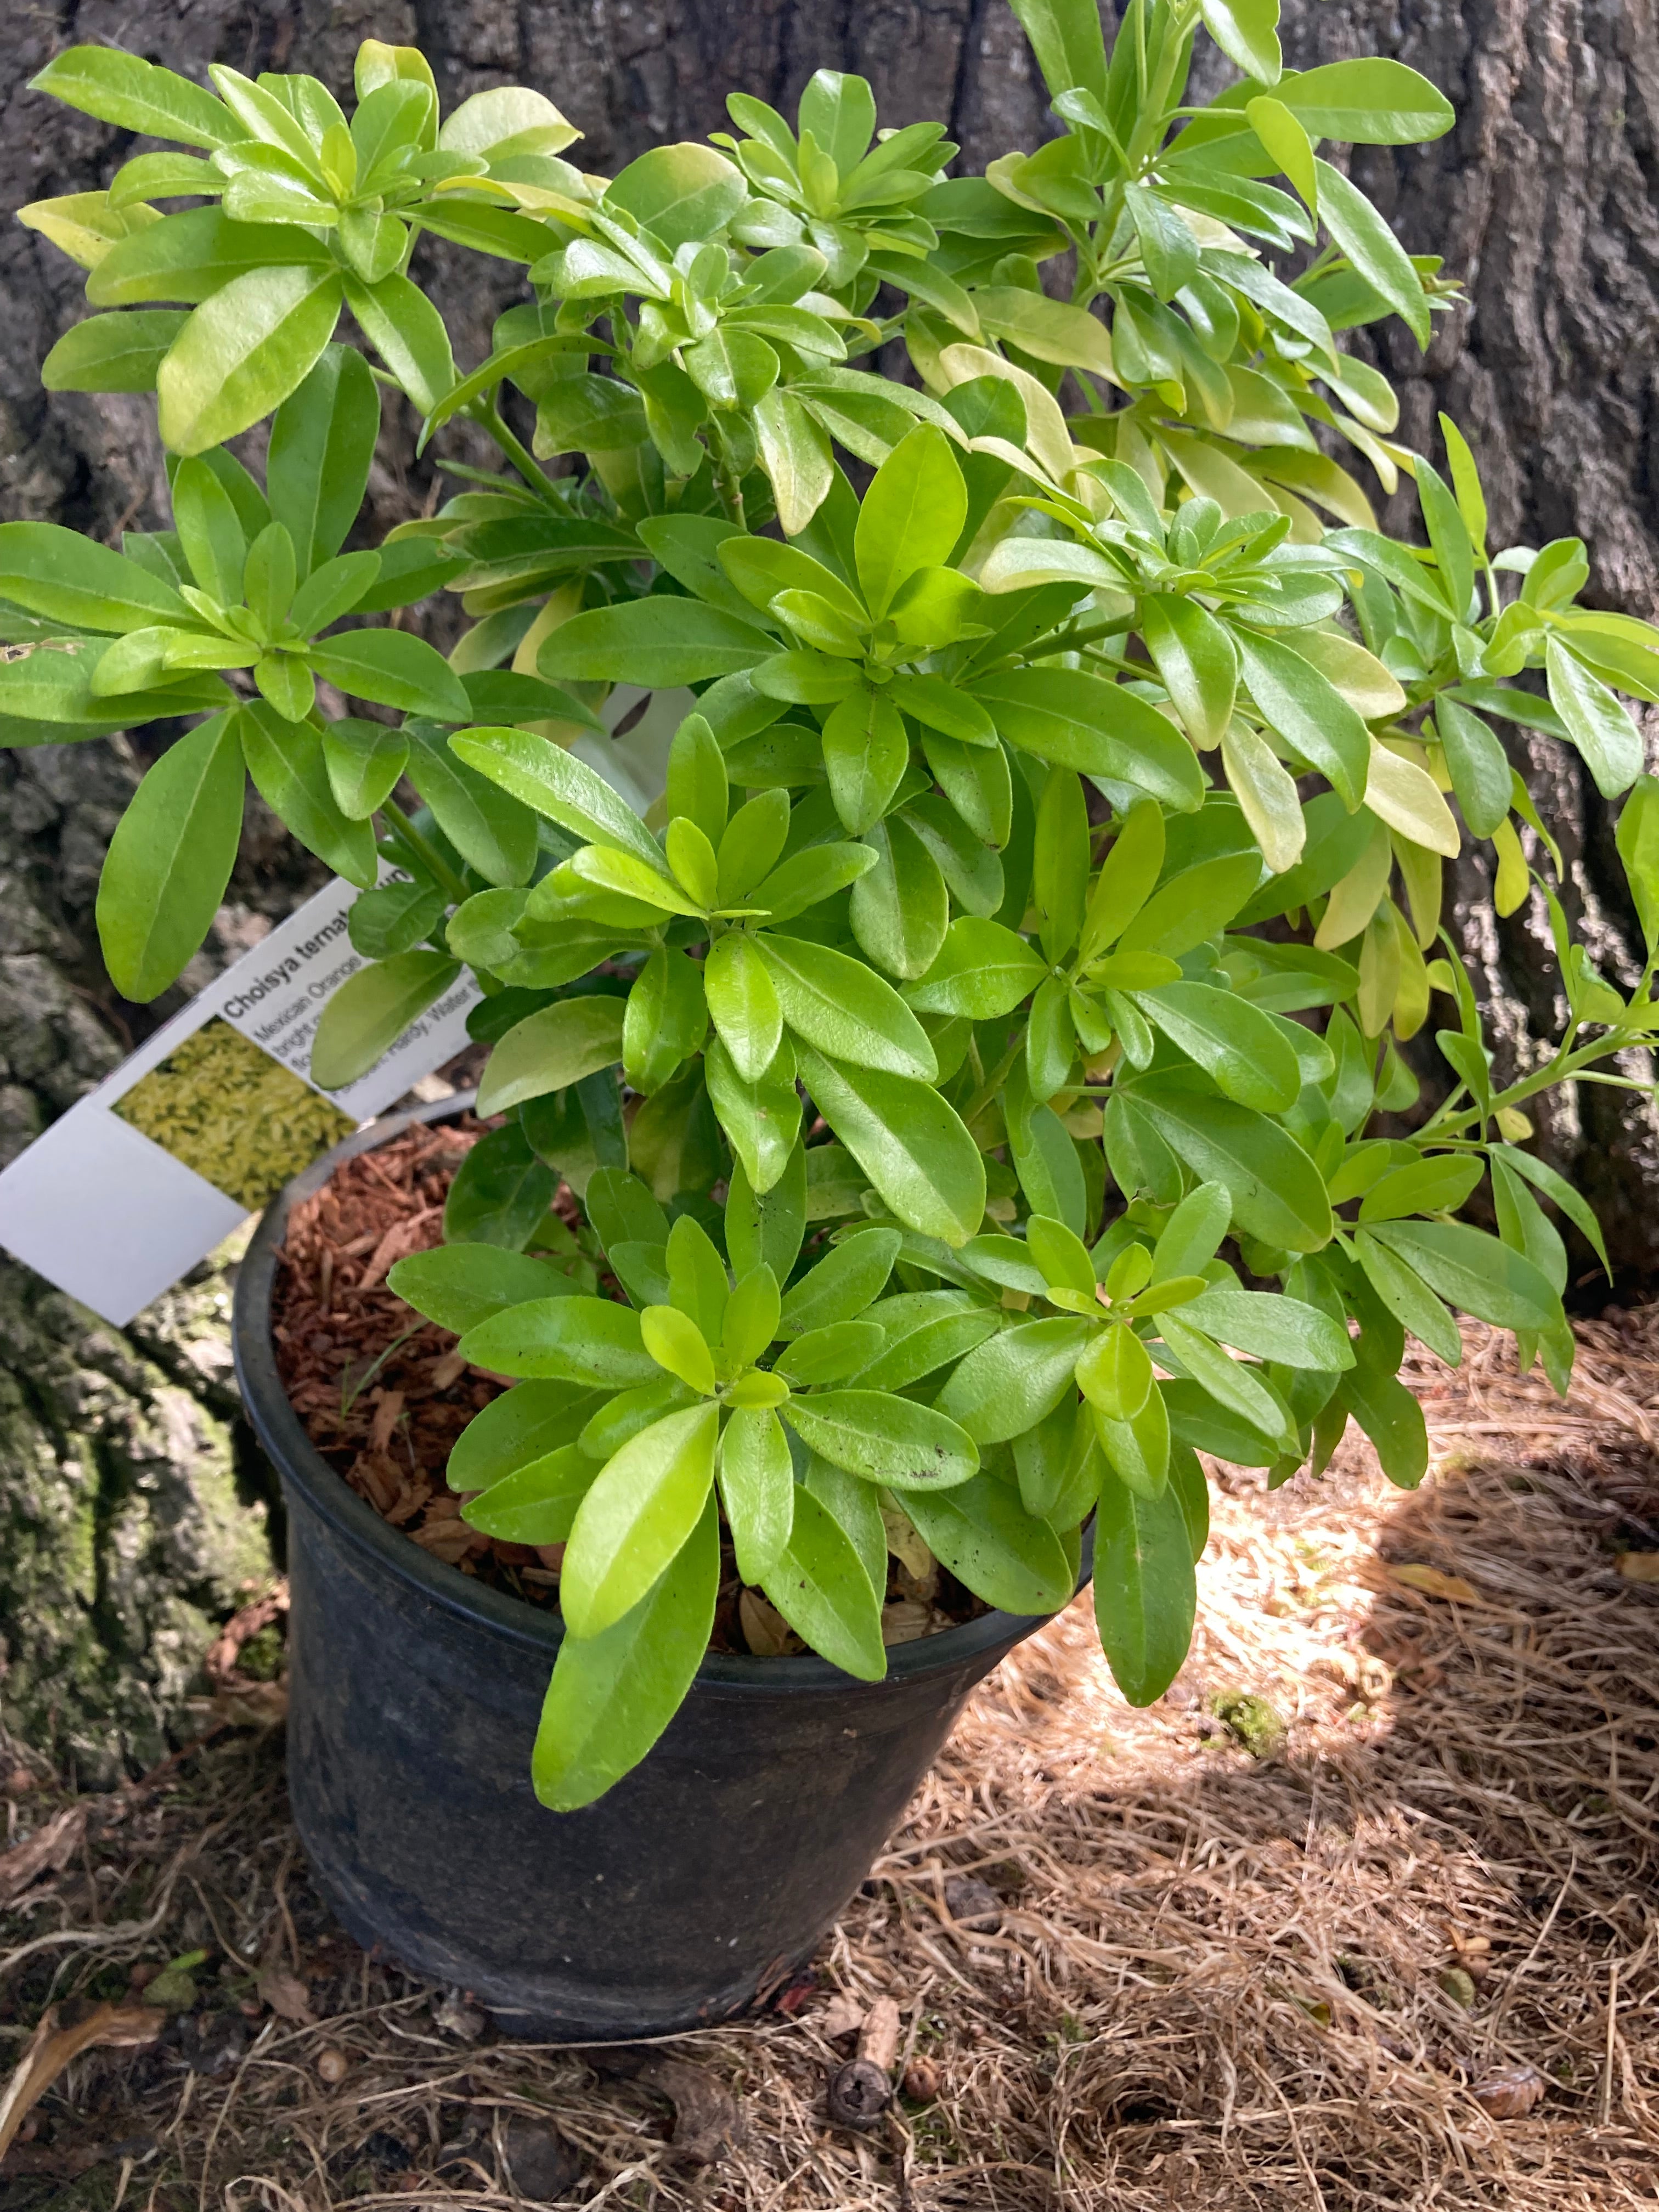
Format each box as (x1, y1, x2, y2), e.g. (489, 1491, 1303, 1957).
(272, 1116, 545, 1591)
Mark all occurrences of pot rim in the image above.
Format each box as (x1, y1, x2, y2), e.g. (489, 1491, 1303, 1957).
(233, 1094, 1077, 1689)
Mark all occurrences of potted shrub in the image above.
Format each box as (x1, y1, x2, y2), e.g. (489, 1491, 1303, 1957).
(10, 0, 1659, 2033)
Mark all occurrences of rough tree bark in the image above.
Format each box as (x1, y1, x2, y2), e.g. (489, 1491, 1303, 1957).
(1, 0, 1655, 1768)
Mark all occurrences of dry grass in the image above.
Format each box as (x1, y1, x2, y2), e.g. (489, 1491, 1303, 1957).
(5, 1313, 1659, 2210)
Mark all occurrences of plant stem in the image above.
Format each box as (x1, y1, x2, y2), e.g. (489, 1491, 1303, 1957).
(1023, 618, 1137, 662)
(963, 1036, 1027, 1126)
(472, 400, 559, 506)
(380, 796, 469, 906)
(710, 420, 747, 528)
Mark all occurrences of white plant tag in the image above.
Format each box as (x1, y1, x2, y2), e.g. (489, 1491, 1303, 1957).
(0, 870, 480, 1326)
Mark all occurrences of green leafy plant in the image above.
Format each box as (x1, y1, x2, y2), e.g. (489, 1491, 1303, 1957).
(13, 0, 1659, 1806)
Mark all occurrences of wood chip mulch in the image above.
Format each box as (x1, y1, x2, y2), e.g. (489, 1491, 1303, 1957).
(269, 1120, 573, 1602)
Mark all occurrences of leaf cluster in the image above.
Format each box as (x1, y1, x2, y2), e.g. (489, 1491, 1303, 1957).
(11, 0, 1659, 1807)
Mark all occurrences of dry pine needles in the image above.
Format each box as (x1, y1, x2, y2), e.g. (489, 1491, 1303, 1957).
(2, 1311, 1658, 2209)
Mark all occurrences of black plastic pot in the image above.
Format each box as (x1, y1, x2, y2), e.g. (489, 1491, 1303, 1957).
(234, 1101, 1081, 2041)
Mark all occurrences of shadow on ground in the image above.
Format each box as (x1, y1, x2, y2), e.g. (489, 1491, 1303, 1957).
(3, 1319, 1658, 2210)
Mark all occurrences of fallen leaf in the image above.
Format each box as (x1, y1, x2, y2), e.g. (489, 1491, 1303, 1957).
(0, 1805, 87, 1909)
(739, 1588, 799, 1657)
(142, 1959, 201, 2015)
(1390, 1564, 1480, 1604)
(818, 1994, 865, 2040)
(1616, 1551, 1659, 1582)
(500, 2118, 582, 2198)
(431, 1992, 487, 2042)
(409, 1511, 487, 1565)
(944, 1875, 1002, 1931)
(257, 1951, 316, 2025)
(1438, 1966, 1477, 2009)
(880, 1502, 933, 1582)
(0, 2005, 162, 2161)
(1472, 2061, 1547, 2118)
(881, 1599, 933, 1646)
(204, 1584, 290, 1689)
(769, 1968, 818, 2016)
(634, 2055, 743, 2164)
(316, 2048, 350, 2086)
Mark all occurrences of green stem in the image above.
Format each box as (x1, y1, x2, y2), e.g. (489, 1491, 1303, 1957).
(963, 1036, 1027, 1126)
(472, 399, 558, 506)
(1124, 0, 1199, 178)
(1022, 618, 1137, 663)
(710, 420, 747, 528)
(380, 797, 469, 906)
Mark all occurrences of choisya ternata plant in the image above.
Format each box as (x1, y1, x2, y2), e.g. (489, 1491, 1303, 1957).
(10, 0, 1659, 1807)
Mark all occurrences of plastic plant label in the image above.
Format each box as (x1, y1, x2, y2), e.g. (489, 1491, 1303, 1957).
(0, 867, 479, 1325)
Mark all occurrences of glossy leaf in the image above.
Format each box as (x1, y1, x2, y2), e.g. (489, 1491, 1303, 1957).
(1137, 981, 1301, 1111)
(854, 426, 966, 616)
(539, 599, 775, 687)
(794, 1045, 985, 1247)
(157, 265, 343, 455)
(477, 997, 627, 1117)
(783, 1390, 978, 1489)
(1131, 1079, 1333, 1252)
(533, 1491, 718, 1809)
(761, 1487, 887, 1680)
(1435, 699, 1511, 839)
(936, 1316, 1094, 1444)
(452, 726, 666, 868)
(705, 1034, 803, 1194)
(238, 703, 379, 885)
(323, 719, 409, 821)
(459, 1295, 657, 1387)
(448, 1380, 600, 1493)
(0, 521, 189, 634)
(268, 345, 381, 576)
(1093, 1476, 1197, 1705)
(759, 933, 936, 1079)
(95, 712, 244, 1001)
(900, 1474, 1074, 1615)
(309, 629, 470, 722)
(719, 1408, 795, 1583)
(31, 46, 241, 150)
(309, 948, 460, 1090)
(853, 1294, 1002, 1392)
(442, 1121, 556, 1250)
(778, 1229, 900, 1337)
(461, 1446, 595, 1545)
(1545, 638, 1644, 799)
(1235, 632, 1370, 809)
(1365, 1220, 1558, 1331)
(1313, 156, 1429, 348)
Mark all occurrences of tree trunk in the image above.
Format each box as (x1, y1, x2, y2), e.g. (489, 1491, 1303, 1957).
(1255, 0, 1659, 1290)
(1, 0, 1655, 1768)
